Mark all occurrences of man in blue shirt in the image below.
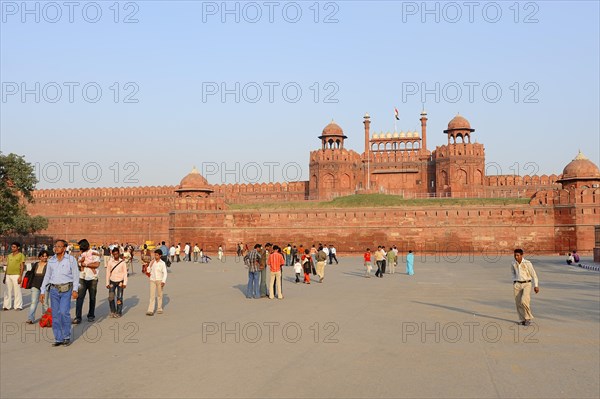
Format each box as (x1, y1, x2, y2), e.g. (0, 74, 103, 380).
(160, 241, 170, 267)
(40, 239, 80, 347)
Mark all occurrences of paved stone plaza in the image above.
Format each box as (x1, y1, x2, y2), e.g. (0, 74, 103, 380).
(1, 254, 599, 398)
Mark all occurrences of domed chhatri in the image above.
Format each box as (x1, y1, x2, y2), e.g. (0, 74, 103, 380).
(559, 151, 600, 179)
(443, 114, 475, 144)
(321, 120, 345, 137)
(176, 166, 213, 195)
(445, 114, 474, 132)
(319, 119, 348, 150)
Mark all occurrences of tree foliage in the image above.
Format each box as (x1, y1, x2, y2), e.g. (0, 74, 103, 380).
(0, 153, 48, 235)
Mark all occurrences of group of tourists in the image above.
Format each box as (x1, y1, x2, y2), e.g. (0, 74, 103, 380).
(243, 243, 333, 300)
(363, 246, 415, 278)
(1, 239, 168, 347)
(167, 242, 211, 263)
(2, 237, 544, 346)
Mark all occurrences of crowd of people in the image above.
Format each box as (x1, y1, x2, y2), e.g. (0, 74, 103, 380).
(242, 243, 332, 300)
(3, 238, 546, 346)
(1, 239, 171, 346)
(363, 246, 414, 278)
(240, 243, 417, 300)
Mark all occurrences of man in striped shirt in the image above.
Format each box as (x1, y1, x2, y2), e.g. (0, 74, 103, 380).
(244, 244, 262, 299)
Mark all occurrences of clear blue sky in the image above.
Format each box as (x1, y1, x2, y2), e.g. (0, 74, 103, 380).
(1, 0, 599, 188)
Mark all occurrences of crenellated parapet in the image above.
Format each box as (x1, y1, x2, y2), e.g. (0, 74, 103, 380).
(211, 181, 309, 203)
(310, 148, 362, 163)
(433, 143, 485, 158)
(32, 185, 177, 199)
(486, 174, 561, 187)
(530, 187, 600, 206)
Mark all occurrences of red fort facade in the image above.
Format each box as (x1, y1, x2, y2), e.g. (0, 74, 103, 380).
(26, 113, 600, 258)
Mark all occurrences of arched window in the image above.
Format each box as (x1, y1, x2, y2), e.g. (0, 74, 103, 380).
(323, 174, 335, 189)
(457, 169, 468, 184)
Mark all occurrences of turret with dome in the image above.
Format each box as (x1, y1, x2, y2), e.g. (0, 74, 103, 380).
(175, 166, 213, 197)
(557, 151, 600, 189)
(319, 120, 347, 150)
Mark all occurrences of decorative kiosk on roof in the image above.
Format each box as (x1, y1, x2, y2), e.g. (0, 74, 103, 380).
(319, 120, 347, 150)
(557, 151, 600, 189)
(175, 166, 214, 198)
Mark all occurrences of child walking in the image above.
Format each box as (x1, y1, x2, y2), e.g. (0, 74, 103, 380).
(293, 261, 303, 283)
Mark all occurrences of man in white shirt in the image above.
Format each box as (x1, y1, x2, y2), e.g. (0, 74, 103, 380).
(147, 249, 168, 316)
(169, 245, 176, 263)
(193, 244, 200, 262)
(328, 245, 338, 264)
(511, 249, 540, 326)
(184, 243, 191, 262)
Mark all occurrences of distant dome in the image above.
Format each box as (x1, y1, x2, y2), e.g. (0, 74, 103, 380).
(321, 121, 344, 136)
(386, 132, 392, 139)
(561, 151, 600, 180)
(399, 131, 406, 138)
(372, 133, 379, 139)
(177, 167, 213, 193)
(392, 132, 399, 138)
(413, 130, 420, 137)
(446, 114, 473, 131)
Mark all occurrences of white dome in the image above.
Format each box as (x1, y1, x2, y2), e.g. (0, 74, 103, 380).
(386, 132, 392, 139)
(372, 133, 379, 139)
(399, 131, 406, 138)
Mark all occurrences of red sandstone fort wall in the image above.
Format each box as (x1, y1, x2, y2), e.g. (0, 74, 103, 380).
(24, 185, 599, 255)
(170, 204, 563, 255)
(29, 186, 177, 243)
(211, 181, 309, 203)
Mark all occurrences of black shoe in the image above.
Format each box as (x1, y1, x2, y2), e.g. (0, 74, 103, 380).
(72, 318, 81, 325)
(52, 342, 63, 347)
(87, 317, 95, 322)
(62, 339, 71, 347)
(523, 320, 531, 326)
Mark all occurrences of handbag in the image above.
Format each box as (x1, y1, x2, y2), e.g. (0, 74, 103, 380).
(39, 308, 52, 328)
(21, 268, 35, 289)
(21, 276, 30, 289)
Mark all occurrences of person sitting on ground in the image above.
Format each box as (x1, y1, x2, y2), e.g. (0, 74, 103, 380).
(572, 250, 580, 264)
(566, 252, 574, 265)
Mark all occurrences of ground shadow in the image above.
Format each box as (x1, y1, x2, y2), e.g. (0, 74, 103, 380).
(412, 300, 516, 323)
(233, 284, 247, 297)
(121, 295, 140, 315)
(342, 271, 370, 278)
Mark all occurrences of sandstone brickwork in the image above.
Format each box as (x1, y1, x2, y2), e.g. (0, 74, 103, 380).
(23, 115, 600, 257)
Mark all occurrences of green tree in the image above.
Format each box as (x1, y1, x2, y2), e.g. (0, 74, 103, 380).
(0, 153, 48, 235)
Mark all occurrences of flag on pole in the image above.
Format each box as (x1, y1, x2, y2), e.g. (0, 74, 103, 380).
(394, 108, 399, 120)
